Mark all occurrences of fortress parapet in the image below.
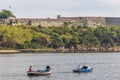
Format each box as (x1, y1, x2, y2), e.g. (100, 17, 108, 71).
(1, 15, 120, 27)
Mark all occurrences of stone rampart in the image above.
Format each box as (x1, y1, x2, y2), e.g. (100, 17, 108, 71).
(1, 16, 120, 27)
(105, 17, 120, 26)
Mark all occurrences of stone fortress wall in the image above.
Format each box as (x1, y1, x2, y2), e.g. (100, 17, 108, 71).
(1, 15, 120, 27)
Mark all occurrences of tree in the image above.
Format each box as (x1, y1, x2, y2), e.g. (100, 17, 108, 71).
(31, 34, 50, 48)
(61, 33, 72, 48)
(94, 26, 114, 47)
(28, 20, 32, 25)
(0, 9, 15, 19)
(49, 33, 64, 48)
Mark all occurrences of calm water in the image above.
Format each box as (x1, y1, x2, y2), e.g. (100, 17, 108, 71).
(0, 52, 120, 80)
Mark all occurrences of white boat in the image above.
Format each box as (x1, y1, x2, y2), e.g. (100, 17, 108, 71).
(27, 70, 52, 76)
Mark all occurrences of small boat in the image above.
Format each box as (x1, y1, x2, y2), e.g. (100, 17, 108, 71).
(73, 66, 93, 73)
(27, 70, 52, 76)
(73, 68, 93, 73)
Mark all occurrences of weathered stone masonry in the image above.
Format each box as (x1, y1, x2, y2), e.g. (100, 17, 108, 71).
(1, 15, 120, 27)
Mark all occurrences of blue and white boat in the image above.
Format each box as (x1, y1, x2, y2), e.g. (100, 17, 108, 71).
(73, 66, 93, 73)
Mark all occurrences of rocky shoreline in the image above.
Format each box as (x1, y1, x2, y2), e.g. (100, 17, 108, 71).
(0, 47, 120, 53)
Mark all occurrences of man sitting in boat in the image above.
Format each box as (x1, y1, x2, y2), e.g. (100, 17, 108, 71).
(46, 65, 51, 71)
(82, 65, 88, 69)
(29, 65, 32, 72)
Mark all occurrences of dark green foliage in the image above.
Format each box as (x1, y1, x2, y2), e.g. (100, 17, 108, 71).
(49, 33, 64, 48)
(28, 20, 32, 25)
(0, 9, 15, 19)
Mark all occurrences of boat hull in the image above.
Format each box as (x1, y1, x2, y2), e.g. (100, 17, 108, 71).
(27, 70, 52, 76)
(73, 68, 93, 73)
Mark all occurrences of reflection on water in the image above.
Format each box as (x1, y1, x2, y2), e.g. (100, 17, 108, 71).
(0, 53, 120, 80)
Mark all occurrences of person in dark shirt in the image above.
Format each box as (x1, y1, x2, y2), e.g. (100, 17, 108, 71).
(46, 65, 51, 71)
(82, 65, 88, 69)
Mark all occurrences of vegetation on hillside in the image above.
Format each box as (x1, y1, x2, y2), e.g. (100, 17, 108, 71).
(0, 24, 120, 51)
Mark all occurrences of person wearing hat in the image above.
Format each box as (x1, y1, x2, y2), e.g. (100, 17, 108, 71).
(29, 65, 32, 72)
